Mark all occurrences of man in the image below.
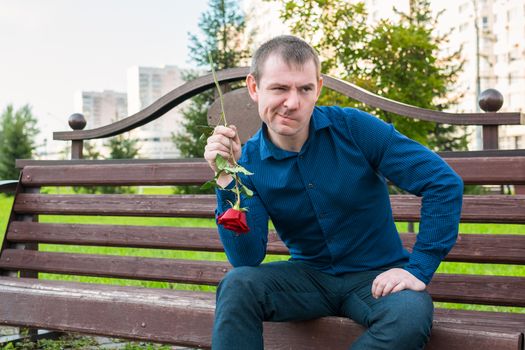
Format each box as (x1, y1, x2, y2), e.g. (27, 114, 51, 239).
(204, 35, 463, 350)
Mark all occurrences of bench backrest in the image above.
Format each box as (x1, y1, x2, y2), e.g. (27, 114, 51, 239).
(0, 156, 524, 309)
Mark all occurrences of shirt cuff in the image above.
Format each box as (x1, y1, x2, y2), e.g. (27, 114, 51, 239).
(403, 249, 442, 285)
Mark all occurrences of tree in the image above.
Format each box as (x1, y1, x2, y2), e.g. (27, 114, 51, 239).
(105, 133, 140, 159)
(173, 0, 253, 158)
(275, 0, 467, 150)
(0, 105, 39, 180)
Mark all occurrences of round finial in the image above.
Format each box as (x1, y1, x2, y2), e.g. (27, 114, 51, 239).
(478, 89, 504, 112)
(68, 113, 86, 130)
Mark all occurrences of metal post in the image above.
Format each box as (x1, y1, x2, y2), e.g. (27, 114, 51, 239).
(68, 113, 87, 159)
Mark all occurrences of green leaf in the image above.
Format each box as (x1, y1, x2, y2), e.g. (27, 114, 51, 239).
(241, 184, 253, 197)
(223, 164, 254, 176)
(200, 180, 217, 190)
(215, 154, 228, 170)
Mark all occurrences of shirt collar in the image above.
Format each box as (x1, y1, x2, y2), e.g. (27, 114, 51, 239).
(259, 107, 332, 160)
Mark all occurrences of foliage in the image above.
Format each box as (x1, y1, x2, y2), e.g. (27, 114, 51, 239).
(173, 0, 254, 159)
(105, 133, 140, 159)
(1, 333, 173, 350)
(2, 333, 98, 350)
(275, 0, 468, 151)
(0, 105, 39, 180)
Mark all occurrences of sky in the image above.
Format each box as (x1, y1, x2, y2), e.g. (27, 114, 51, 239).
(0, 0, 210, 150)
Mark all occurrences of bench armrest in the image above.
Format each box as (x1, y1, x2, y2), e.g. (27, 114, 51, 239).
(0, 180, 18, 194)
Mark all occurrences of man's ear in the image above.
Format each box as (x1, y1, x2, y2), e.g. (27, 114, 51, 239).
(246, 74, 259, 103)
(316, 76, 324, 100)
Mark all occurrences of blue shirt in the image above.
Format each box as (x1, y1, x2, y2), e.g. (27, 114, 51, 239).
(215, 106, 463, 284)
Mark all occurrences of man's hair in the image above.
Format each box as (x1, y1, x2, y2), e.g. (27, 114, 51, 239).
(250, 35, 320, 83)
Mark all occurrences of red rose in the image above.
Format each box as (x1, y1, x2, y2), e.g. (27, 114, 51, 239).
(217, 208, 249, 234)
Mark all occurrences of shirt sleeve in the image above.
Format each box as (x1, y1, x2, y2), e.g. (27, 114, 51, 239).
(215, 171, 270, 267)
(348, 109, 464, 284)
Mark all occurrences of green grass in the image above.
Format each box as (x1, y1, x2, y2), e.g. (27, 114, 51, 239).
(0, 191, 524, 314)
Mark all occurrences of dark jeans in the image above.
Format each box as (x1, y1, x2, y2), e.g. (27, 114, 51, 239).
(212, 260, 433, 349)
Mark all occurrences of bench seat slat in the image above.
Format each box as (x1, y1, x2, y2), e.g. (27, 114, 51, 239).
(13, 194, 525, 223)
(401, 232, 525, 264)
(14, 194, 217, 218)
(0, 250, 523, 307)
(0, 249, 228, 285)
(20, 163, 213, 186)
(444, 156, 525, 185)
(428, 274, 525, 307)
(391, 195, 525, 223)
(0, 277, 523, 350)
(433, 308, 525, 333)
(6, 222, 525, 264)
(19, 157, 525, 186)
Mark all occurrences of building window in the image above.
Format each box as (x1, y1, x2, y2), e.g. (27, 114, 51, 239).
(482, 16, 488, 30)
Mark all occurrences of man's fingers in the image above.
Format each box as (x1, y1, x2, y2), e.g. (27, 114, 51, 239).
(372, 278, 384, 299)
(205, 144, 230, 157)
(229, 125, 242, 143)
(390, 281, 407, 294)
(214, 125, 237, 139)
(381, 280, 397, 297)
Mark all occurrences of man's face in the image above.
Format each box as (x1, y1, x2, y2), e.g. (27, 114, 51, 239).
(246, 54, 323, 145)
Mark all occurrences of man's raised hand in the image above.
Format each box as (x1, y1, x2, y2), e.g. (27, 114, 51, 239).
(204, 125, 242, 187)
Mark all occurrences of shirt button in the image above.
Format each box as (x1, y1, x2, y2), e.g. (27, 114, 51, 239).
(308, 183, 314, 189)
(299, 155, 304, 159)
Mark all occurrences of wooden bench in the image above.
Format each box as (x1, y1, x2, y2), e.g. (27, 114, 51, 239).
(1, 68, 524, 349)
(0, 154, 524, 349)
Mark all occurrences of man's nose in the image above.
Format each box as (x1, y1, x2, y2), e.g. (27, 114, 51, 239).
(283, 90, 299, 110)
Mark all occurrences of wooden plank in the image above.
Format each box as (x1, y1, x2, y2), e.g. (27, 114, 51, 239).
(6, 222, 525, 264)
(0, 249, 229, 285)
(444, 157, 525, 184)
(401, 232, 525, 264)
(439, 149, 525, 158)
(20, 163, 213, 187)
(6, 222, 228, 251)
(15, 158, 206, 169)
(5, 221, 289, 255)
(13, 194, 217, 218)
(0, 250, 523, 307)
(391, 195, 525, 224)
(0, 277, 216, 348)
(13, 193, 525, 223)
(322, 76, 523, 126)
(433, 308, 525, 333)
(428, 274, 525, 307)
(0, 277, 522, 350)
(18, 156, 525, 187)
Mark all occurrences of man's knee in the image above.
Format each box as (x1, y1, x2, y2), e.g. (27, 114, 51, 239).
(371, 290, 433, 348)
(217, 266, 264, 301)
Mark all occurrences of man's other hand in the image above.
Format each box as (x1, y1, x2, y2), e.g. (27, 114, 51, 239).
(204, 125, 242, 188)
(371, 268, 426, 299)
